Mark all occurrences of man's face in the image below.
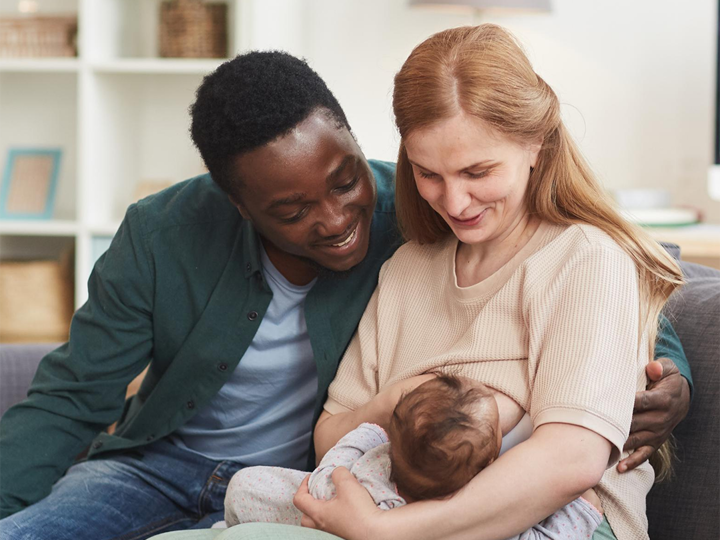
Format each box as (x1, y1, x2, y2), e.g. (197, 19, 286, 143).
(230, 110, 377, 282)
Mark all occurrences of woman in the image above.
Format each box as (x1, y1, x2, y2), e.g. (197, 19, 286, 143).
(295, 24, 682, 540)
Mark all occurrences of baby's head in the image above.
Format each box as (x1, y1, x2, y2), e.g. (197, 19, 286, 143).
(387, 374, 501, 501)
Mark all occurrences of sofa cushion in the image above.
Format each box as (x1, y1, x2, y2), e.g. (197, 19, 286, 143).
(647, 262, 720, 540)
(0, 343, 59, 417)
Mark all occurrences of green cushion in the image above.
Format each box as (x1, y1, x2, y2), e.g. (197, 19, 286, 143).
(150, 523, 342, 540)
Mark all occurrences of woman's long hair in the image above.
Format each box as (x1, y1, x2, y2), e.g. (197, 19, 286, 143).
(393, 24, 683, 480)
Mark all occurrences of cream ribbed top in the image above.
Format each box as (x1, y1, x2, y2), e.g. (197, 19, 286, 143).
(325, 221, 653, 540)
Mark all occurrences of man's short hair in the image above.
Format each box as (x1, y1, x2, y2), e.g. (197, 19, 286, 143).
(190, 51, 351, 198)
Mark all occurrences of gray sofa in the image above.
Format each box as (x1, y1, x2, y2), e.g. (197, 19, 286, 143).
(1, 260, 718, 540)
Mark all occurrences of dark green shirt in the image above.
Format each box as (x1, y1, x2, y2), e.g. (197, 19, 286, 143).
(0, 159, 690, 518)
(0, 161, 401, 517)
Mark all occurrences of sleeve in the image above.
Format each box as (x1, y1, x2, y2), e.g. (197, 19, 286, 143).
(308, 423, 389, 500)
(0, 204, 155, 518)
(528, 244, 641, 466)
(323, 278, 383, 415)
(655, 314, 693, 398)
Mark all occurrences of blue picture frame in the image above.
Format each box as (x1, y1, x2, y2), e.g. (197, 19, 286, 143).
(0, 148, 62, 220)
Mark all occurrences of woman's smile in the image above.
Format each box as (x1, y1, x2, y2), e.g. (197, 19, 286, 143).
(448, 208, 489, 227)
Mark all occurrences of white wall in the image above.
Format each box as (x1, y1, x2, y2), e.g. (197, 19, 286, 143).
(250, 0, 720, 222)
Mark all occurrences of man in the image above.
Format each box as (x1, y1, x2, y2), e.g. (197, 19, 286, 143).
(0, 51, 691, 539)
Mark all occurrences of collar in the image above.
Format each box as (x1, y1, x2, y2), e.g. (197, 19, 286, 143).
(240, 219, 264, 279)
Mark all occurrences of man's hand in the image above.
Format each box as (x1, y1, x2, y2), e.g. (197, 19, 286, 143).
(618, 357, 690, 473)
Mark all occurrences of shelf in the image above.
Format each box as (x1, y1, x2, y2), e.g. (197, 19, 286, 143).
(1, 0, 247, 309)
(0, 220, 79, 236)
(0, 72, 78, 221)
(88, 222, 121, 236)
(83, 72, 205, 225)
(646, 224, 720, 259)
(0, 59, 81, 73)
(89, 58, 228, 74)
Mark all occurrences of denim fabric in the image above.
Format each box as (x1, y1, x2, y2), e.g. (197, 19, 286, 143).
(0, 439, 243, 540)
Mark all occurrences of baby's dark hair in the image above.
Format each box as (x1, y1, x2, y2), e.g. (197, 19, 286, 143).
(387, 374, 500, 501)
(190, 50, 351, 199)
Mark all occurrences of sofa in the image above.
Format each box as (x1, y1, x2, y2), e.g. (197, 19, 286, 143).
(1, 257, 718, 540)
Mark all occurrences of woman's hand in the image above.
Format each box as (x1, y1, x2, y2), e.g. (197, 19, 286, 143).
(618, 357, 690, 472)
(294, 469, 385, 540)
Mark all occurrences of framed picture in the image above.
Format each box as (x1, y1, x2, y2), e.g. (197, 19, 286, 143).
(0, 148, 62, 220)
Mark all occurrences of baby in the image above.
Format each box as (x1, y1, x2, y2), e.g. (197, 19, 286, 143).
(223, 375, 603, 539)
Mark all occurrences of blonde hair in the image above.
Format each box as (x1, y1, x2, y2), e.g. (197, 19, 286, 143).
(392, 24, 683, 480)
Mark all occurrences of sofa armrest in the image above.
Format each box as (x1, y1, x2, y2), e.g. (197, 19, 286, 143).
(0, 343, 59, 417)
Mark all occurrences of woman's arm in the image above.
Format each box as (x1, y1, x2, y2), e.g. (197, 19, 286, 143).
(297, 422, 611, 540)
(314, 374, 436, 462)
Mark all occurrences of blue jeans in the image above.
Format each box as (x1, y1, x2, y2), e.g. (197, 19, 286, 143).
(0, 438, 244, 540)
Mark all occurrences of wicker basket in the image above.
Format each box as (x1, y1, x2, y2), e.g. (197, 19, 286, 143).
(159, 0, 228, 59)
(0, 252, 74, 343)
(0, 16, 77, 58)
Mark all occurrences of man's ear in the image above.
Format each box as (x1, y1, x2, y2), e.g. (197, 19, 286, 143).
(227, 194, 250, 221)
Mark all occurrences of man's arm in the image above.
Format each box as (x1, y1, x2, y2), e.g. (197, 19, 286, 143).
(0, 204, 154, 518)
(654, 313, 693, 393)
(619, 315, 691, 473)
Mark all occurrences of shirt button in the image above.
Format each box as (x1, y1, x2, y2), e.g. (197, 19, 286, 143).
(247, 311, 258, 321)
(218, 362, 228, 372)
(246, 263, 251, 272)
(187, 400, 195, 409)
(92, 441, 103, 450)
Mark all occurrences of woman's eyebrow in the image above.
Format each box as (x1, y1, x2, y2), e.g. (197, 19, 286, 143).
(408, 159, 497, 172)
(462, 160, 496, 169)
(407, 159, 434, 172)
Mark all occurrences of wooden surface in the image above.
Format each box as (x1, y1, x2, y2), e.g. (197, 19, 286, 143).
(646, 224, 720, 269)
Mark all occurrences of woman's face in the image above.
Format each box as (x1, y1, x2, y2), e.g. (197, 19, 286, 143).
(404, 113, 541, 247)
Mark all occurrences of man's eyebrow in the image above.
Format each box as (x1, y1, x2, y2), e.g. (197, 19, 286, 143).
(265, 155, 356, 211)
(267, 192, 306, 211)
(326, 155, 355, 185)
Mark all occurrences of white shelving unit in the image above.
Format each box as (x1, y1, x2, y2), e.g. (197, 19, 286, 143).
(0, 0, 265, 308)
